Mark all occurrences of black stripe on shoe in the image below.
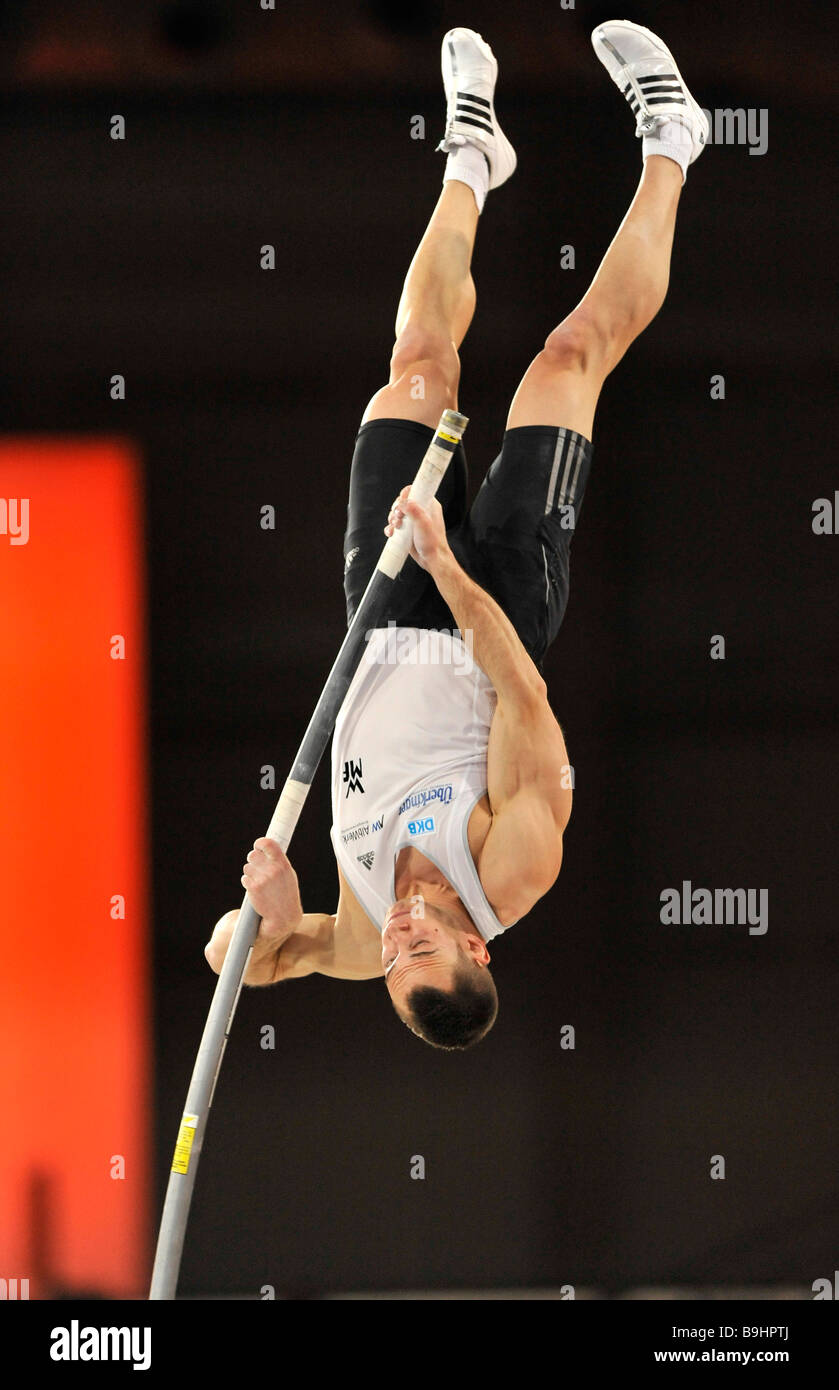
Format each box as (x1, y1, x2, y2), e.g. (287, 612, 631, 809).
(638, 72, 678, 84)
(638, 82, 686, 95)
(624, 78, 684, 95)
(456, 90, 490, 109)
(456, 98, 493, 120)
(622, 87, 689, 120)
(455, 112, 494, 136)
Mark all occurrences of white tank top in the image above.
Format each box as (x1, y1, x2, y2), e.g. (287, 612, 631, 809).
(329, 626, 510, 942)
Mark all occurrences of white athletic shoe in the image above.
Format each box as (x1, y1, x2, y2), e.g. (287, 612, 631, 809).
(591, 20, 708, 169)
(435, 27, 517, 192)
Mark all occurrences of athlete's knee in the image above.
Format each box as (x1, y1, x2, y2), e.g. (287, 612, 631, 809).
(386, 356, 459, 412)
(389, 328, 460, 396)
(542, 313, 611, 376)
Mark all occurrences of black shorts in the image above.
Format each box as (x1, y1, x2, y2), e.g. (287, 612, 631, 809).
(342, 417, 593, 673)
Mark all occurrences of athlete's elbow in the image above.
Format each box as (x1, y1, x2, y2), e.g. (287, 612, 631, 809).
(498, 670, 547, 713)
(528, 856, 564, 913)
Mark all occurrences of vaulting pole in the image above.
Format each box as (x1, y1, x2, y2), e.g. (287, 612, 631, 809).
(149, 408, 468, 1298)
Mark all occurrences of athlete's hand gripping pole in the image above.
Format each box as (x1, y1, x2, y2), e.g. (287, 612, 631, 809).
(149, 408, 468, 1299)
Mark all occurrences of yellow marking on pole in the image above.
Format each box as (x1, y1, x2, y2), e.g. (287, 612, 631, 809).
(171, 1113, 199, 1175)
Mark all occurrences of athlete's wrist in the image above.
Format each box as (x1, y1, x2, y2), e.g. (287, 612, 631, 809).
(427, 543, 460, 586)
(258, 912, 303, 943)
(285, 914, 334, 979)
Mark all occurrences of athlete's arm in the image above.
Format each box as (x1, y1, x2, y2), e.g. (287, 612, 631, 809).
(385, 489, 546, 705)
(204, 846, 383, 984)
(204, 906, 332, 985)
(384, 491, 570, 924)
(427, 548, 571, 920)
(309, 866, 385, 979)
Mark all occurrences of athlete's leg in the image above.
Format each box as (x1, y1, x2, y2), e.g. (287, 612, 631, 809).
(360, 25, 516, 429)
(343, 28, 515, 629)
(506, 153, 683, 441)
(342, 177, 480, 628)
(360, 178, 478, 429)
(506, 17, 710, 441)
(457, 154, 683, 672)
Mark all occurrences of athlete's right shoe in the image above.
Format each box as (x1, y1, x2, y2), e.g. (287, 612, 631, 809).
(435, 28, 517, 192)
(591, 20, 708, 172)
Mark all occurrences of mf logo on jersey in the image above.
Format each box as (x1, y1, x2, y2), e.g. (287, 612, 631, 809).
(371, 815, 384, 832)
(408, 817, 435, 836)
(342, 757, 364, 796)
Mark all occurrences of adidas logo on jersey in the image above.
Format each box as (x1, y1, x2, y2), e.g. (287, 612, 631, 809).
(357, 851, 375, 871)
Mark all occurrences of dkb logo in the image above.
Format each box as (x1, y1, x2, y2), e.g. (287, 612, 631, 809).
(408, 817, 435, 836)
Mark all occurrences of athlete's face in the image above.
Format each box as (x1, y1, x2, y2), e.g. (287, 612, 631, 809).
(381, 901, 466, 1008)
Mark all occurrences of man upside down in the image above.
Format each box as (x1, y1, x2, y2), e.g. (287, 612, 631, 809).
(206, 22, 709, 1049)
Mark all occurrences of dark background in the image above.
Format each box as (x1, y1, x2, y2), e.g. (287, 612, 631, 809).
(3, 0, 837, 1296)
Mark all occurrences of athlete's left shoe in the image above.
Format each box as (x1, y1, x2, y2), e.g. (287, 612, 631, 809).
(591, 20, 709, 173)
(435, 27, 517, 192)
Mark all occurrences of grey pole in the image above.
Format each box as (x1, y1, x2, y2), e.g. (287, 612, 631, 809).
(149, 408, 468, 1299)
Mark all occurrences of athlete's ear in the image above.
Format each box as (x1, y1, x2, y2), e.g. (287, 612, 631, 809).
(464, 934, 491, 966)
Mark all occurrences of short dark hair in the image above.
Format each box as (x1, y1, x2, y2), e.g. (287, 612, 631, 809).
(403, 960, 498, 1050)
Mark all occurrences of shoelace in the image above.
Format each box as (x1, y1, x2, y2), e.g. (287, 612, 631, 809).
(620, 69, 688, 136)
